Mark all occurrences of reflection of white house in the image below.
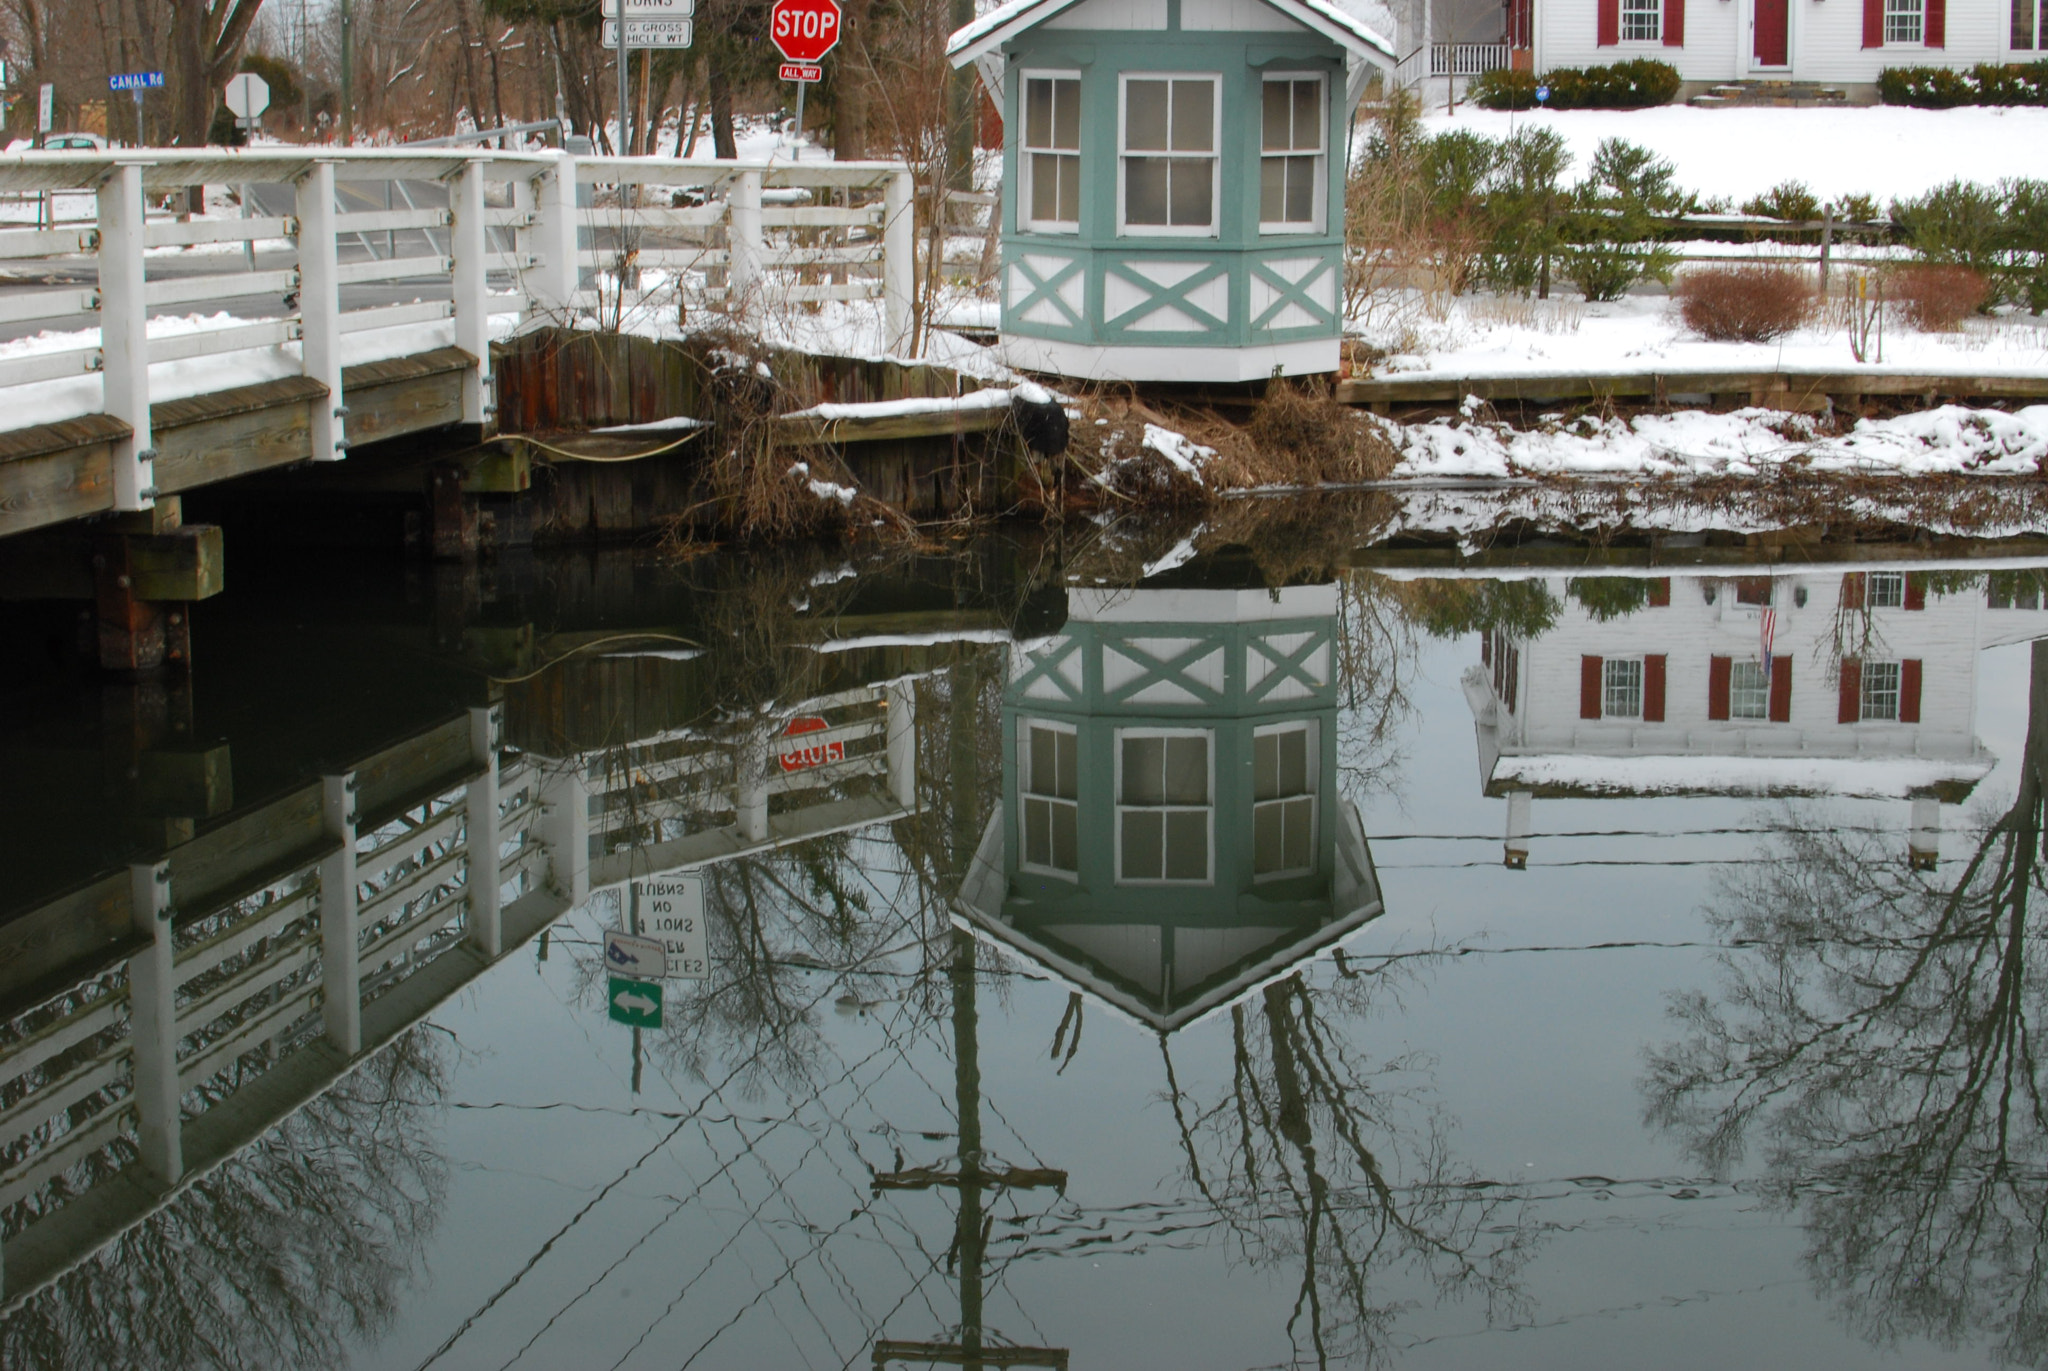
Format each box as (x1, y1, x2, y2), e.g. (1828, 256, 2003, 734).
(956, 582, 1383, 1031)
(1462, 568, 2048, 870)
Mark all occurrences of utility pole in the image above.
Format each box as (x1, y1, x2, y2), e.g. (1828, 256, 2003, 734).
(339, 0, 354, 144)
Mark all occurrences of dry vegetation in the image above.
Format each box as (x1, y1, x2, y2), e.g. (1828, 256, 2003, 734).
(1886, 264, 1992, 332)
(1674, 264, 1816, 342)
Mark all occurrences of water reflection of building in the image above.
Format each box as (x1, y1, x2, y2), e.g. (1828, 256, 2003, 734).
(956, 581, 1383, 1031)
(1462, 568, 2048, 869)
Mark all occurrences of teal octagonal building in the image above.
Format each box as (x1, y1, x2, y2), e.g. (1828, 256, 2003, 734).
(948, 0, 1394, 382)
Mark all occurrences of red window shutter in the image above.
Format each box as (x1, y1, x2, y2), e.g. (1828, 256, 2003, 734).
(1863, 0, 1884, 46)
(1581, 655, 1604, 718)
(1644, 654, 1667, 721)
(1769, 655, 1793, 721)
(1598, 0, 1620, 44)
(1664, 0, 1685, 44)
(1926, 0, 1945, 45)
(1905, 574, 1927, 610)
(1841, 572, 1866, 609)
(1901, 659, 1923, 722)
(1839, 659, 1863, 723)
(1649, 577, 1671, 607)
(1708, 655, 1732, 720)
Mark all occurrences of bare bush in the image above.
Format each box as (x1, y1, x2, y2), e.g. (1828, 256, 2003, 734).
(1238, 379, 1399, 486)
(1674, 264, 1815, 343)
(1886, 264, 1990, 331)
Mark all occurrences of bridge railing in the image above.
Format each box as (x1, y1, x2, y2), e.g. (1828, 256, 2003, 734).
(0, 148, 917, 521)
(0, 704, 570, 1305)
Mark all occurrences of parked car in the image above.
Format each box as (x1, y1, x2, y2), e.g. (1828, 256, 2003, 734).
(42, 133, 107, 151)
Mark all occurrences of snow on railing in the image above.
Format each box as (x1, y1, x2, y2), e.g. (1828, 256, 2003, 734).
(0, 148, 916, 519)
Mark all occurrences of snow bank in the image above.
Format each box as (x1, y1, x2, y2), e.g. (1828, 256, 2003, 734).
(1493, 751, 1994, 798)
(1414, 105, 2048, 202)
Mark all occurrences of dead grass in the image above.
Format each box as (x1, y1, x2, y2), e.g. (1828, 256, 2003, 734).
(1674, 264, 1816, 343)
(1886, 264, 1990, 332)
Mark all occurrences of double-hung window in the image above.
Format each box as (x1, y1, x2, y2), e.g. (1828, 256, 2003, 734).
(1021, 719, 1078, 875)
(1861, 661, 1903, 720)
(1120, 75, 1219, 234)
(1116, 730, 1212, 882)
(1253, 723, 1316, 878)
(1603, 658, 1643, 719)
(1868, 571, 1906, 608)
(1621, 0, 1662, 40)
(1023, 74, 1081, 232)
(1730, 661, 1771, 720)
(1885, 0, 1924, 42)
(1260, 76, 1325, 232)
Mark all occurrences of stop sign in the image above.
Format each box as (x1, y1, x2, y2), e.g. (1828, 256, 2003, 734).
(771, 0, 842, 63)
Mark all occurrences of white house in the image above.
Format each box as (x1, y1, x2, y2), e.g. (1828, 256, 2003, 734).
(1460, 566, 2048, 869)
(1516, 0, 2044, 91)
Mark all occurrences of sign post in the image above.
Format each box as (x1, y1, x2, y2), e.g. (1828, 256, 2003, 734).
(770, 0, 841, 158)
(109, 71, 163, 146)
(602, 0, 695, 154)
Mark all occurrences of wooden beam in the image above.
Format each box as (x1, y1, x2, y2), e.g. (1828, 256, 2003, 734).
(343, 347, 473, 447)
(152, 377, 328, 496)
(773, 403, 1010, 447)
(872, 1342, 1068, 1369)
(0, 414, 125, 538)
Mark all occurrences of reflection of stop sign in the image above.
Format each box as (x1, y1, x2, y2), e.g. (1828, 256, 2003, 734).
(771, 0, 842, 63)
(777, 715, 844, 772)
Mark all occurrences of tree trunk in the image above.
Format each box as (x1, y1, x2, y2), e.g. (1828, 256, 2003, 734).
(709, 66, 736, 160)
(834, 0, 870, 160)
(169, 0, 211, 147)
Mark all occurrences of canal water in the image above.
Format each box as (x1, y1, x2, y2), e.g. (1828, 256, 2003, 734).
(3, 499, 2045, 1370)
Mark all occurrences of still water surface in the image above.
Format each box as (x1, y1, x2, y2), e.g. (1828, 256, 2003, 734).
(3, 504, 2046, 1370)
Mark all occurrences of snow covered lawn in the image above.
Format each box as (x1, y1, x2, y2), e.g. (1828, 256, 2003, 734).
(1413, 105, 2048, 202)
(1362, 292, 2048, 382)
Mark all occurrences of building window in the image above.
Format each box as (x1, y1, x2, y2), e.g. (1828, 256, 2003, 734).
(1022, 74, 1081, 232)
(1116, 730, 1212, 882)
(1621, 0, 1663, 40)
(2016, 0, 2039, 49)
(1734, 577, 1773, 606)
(1119, 75, 1219, 234)
(1603, 658, 1643, 719)
(1253, 723, 1316, 878)
(1260, 76, 1324, 232)
(1021, 719, 1078, 874)
(1861, 660, 1903, 720)
(1868, 571, 1906, 608)
(1885, 0, 1923, 42)
(1730, 660, 1771, 720)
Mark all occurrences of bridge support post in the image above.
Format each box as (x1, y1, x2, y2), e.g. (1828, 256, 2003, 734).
(884, 169, 915, 354)
(127, 860, 182, 1184)
(449, 159, 493, 429)
(1503, 790, 1531, 870)
(97, 163, 154, 512)
(467, 705, 503, 958)
(886, 680, 916, 809)
(528, 154, 580, 320)
(537, 765, 591, 907)
(297, 161, 348, 461)
(729, 169, 764, 305)
(320, 772, 361, 1054)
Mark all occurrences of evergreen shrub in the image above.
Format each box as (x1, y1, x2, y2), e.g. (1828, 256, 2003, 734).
(1470, 60, 1681, 111)
(1877, 62, 2048, 106)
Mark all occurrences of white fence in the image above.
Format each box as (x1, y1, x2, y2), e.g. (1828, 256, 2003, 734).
(0, 148, 916, 515)
(1431, 42, 1512, 76)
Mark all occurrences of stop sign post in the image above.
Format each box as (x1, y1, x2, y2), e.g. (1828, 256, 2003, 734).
(771, 0, 840, 157)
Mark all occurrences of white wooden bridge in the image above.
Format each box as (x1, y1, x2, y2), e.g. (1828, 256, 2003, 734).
(0, 148, 916, 539)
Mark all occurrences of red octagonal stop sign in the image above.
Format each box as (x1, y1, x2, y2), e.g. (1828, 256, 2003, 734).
(771, 0, 842, 63)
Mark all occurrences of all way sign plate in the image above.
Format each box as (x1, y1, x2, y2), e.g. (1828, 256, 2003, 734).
(609, 976, 663, 1028)
(604, 18, 694, 44)
(604, 929, 667, 980)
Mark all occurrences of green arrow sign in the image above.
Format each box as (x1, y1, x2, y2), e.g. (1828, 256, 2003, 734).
(608, 976, 663, 1028)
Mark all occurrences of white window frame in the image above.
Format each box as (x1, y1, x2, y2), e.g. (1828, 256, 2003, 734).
(1885, 0, 1924, 42)
(1113, 726, 1215, 885)
(1258, 73, 1327, 235)
(1019, 717, 1080, 879)
(1621, 0, 1663, 41)
(1861, 660, 1904, 721)
(1116, 72, 1222, 239)
(1868, 571, 1907, 608)
(1252, 720, 1318, 882)
(1730, 660, 1770, 721)
(1603, 657, 1644, 720)
(1019, 70, 1082, 234)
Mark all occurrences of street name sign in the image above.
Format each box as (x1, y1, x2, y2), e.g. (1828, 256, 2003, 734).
(604, 18, 694, 45)
(109, 72, 165, 92)
(632, 875, 708, 978)
(604, 929, 668, 980)
(608, 976, 663, 1027)
(770, 0, 842, 63)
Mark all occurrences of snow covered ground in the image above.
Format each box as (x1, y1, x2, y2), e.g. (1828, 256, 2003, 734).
(1360, 292, 2048, 381)
(1413, 105, 2048, 202)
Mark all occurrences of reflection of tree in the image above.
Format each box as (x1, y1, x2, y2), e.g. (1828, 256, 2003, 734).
(1164, 972, 1532, 1370)
(1645, 640, 2048, 1366)
(1380, 576, 1562, 641)
(0, 1028, 450, 1371)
